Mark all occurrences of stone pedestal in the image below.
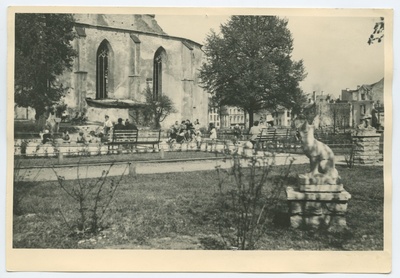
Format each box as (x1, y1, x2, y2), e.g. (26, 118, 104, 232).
(286, 176, 351, 231)
(352, 132, 381, 165)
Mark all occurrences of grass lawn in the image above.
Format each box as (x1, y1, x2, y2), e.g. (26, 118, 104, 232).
(13, 164, 384, 250)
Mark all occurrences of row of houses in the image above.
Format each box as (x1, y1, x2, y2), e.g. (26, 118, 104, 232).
(208, 78, 384, 130)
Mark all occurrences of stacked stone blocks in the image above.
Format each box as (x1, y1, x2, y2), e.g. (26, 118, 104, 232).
(352, 133, 381, 165)
(286, 175, 351, 231)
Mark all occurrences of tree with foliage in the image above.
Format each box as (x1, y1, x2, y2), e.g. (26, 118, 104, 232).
(368, 17, 384, 45)
(15, 13, 77, 120)
(143, 87, 177, 129)
(200, 16, 307, 127)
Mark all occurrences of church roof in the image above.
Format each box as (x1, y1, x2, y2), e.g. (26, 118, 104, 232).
(73, 14, 202, 48)
(73, 14, 167, 35)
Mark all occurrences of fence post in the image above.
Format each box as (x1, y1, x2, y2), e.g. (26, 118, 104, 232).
(129, 163, 136, 177)
(160, 147, 165, 159)
(58, 151, 64, 164)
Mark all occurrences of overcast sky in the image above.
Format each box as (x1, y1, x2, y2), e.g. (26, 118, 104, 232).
(156, 14, 384, 98)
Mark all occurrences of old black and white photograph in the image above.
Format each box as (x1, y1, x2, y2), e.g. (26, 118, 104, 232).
(6, 5, 394, 273)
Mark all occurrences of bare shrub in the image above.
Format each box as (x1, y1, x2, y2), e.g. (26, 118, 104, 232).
(52, 162, 129, 236)
(213, 150, 294, 250)
(344, 143, 355, 168)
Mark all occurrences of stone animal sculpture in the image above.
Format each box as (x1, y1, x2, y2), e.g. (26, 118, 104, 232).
(295, 116, 339, 185)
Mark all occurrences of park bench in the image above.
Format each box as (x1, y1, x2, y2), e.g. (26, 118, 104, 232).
(108, 129, 162, 152)
(108, 129, 139, 152)
(255, 128, 292, 151)
(136, 129, 162, 150)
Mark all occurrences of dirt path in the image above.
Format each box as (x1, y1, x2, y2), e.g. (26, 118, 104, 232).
(16, 154, 350, 182)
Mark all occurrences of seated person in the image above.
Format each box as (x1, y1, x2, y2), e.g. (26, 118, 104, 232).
(233, 124, 242, 138)
(193, 119, 200, 131)
(42, 130, 52, 144)
(168, 122, 180, 140)
(173, 121, 180, 131)
(71, 112, 80, 123)
(61, 110, 69, 122)
(62, 131, 71, 142)
(80, 112, 88, 124)
(176, 121, 187, 143)
(114, 118, 125, 130)
(76, 131, 87, 143)
(124, 119, 138, 130)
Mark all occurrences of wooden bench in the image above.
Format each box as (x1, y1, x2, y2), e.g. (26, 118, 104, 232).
(108, 129, 162, 153)
(136, 130, 162, 149)
(108, 129, 138, 152)
(255, 128, 291, 151)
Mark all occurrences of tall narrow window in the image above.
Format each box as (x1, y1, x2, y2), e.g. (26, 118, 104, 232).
(96, 40, 110, 99)
(153, 47, 166, 100)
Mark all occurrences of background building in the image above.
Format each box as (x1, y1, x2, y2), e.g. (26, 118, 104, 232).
(341, 78, 384, 127)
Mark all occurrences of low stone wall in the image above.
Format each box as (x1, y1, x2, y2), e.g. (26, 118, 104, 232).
(14, 139, 259, 158)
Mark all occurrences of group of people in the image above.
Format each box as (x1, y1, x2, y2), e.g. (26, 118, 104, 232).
(168, 119, 202, 145)
(103, 115, 138, 135)
(40, 129, 79, 144)
(39, 112, 272, 147)
(40, 115, 139, 145)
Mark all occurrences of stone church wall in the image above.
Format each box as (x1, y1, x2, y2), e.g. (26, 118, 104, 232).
(58, 16, 209, 129)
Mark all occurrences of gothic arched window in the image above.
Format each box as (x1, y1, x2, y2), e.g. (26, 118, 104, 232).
(96, 40, 111, 99)
(153, 47, 166, 100)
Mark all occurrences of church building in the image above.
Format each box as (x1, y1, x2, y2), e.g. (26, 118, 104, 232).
(16, 14, 209, 129)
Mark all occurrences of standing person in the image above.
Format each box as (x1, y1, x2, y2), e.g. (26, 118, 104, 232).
(259, 117, 267, 129)
(103, 115, 113, 135)
(46, 110, 57, 135)
(249, 120, 261, 148)
(233, 124, 242, 143)
(209, 123, 217, 152)
(114, 118, 125, 130)
(209, 123, 217, 140)
(195, 130, 202, 149)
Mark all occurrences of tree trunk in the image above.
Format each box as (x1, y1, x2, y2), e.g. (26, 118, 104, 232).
(35, 113, 47, 132)
(154, 115, 161, 129)
(248, 109, 254, 130)
(35, 106, 46, 121)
